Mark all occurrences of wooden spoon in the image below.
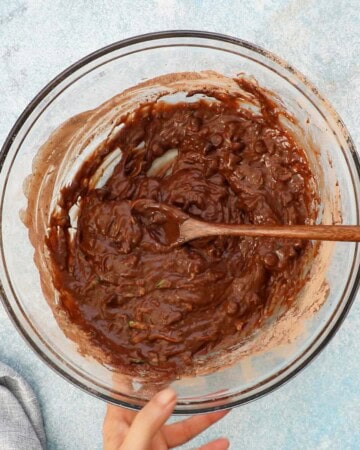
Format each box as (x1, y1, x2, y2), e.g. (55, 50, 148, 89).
(132, 199, 360, 245)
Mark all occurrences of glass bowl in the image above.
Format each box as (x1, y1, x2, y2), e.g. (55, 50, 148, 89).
(0, 31, 359, 414)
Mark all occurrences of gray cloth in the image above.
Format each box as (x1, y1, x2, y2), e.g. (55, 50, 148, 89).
(0, 363, 45, 450)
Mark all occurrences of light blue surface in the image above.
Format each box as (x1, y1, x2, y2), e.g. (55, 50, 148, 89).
(0, 1, 359, 449)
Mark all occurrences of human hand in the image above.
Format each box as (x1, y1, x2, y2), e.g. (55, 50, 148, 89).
(103, 388, 230, 450)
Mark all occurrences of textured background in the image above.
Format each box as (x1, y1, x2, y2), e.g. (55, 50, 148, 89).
(0, 1, 359, 449)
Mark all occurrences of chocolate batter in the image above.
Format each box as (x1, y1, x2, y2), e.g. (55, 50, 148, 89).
(44, 80, 317, 377)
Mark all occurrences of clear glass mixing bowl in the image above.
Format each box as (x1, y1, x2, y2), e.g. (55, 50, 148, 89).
(0, 31, 359, 413)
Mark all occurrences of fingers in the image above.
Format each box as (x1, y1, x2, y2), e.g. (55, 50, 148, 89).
(120, 388, 177, 450)
(164, 410, 230, 447)
(104, 403, 137, 426)
(198, 437, 230, 450)
(106, 371, 139, 442)
(103, 405, 132, 450)
(149, 433, 168, 450)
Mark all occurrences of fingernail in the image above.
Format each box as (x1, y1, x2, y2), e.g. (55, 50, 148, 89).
(156, 388, 177, 406)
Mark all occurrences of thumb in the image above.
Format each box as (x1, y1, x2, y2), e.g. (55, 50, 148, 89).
(120, 388, 177, 450)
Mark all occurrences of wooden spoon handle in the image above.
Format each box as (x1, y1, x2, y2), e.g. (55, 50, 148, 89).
(180, 220, 360, 243)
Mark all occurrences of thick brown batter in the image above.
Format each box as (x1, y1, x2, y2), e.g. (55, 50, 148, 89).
(45, 82, 317, 377)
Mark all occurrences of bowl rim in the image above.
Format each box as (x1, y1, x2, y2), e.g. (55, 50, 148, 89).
(0, 29, 359, 414)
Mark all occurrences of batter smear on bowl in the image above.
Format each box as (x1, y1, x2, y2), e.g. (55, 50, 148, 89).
(28, 73, 319, 378)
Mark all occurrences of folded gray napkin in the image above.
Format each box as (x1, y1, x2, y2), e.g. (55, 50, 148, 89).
(0, 362, 45, 450)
